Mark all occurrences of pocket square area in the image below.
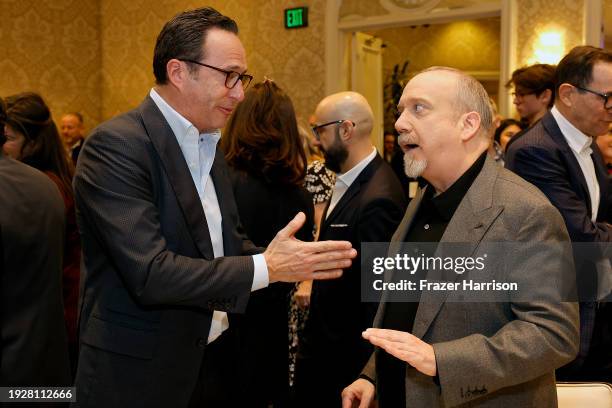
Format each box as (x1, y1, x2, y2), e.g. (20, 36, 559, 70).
(330, 224, 349, 227)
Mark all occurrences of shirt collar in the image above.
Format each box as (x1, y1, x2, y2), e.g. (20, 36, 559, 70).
(427, 151, 487, 221)
(70, 138, 83, 150)
(336, 147, 377, 188)
(551, 105, 593, 155)
(149, 88, 221, 146)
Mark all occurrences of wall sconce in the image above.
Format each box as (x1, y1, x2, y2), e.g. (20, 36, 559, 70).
(527, 28, 565, 65)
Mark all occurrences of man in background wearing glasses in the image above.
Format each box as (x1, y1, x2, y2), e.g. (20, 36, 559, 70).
(72, 8, 356, 407)
(506, 45, 612, 383)
(295, 91, 406, 407)
(505, 63, 555, 128)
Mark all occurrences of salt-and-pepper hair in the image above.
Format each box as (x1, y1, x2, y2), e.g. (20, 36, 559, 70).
(420, 66, 494, 135)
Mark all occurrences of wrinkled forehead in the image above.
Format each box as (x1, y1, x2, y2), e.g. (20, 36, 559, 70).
(202, 28, 247, 71)
(62, 115, 81, 125)
(401, 70, 458, 106)
(590, 62, 612, 91)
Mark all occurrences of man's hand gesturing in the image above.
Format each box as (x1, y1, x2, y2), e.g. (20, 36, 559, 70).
(264, 212, 357, 283)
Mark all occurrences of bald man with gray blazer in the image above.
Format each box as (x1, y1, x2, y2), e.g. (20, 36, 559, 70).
(342, 67, 579, 408)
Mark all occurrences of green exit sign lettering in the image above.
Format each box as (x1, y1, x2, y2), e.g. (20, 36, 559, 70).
(285, 7, 308, 29)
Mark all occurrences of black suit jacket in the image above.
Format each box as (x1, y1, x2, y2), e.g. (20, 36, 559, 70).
(0, 155, 70, 386)
(70, 137, 84, 165)
(300, 154, 406, 389)
(506, 111, 612, 375)
(506, 111, 611, 241)
(73, 97, 260, 407)
(229, 169, 314, 404)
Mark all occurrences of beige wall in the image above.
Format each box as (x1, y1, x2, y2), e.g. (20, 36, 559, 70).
(100, 0, 326, 123)
(0, 0, 599, 129)
(0, 0, 101, 130)
(516, 0, 584, 68)
(0, 0, 326, 128)
(369, 18, 500, 76)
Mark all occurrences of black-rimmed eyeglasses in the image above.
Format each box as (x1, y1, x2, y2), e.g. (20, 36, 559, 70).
(311, 120, 356, 140)
(179, 59, 253, 90)
(575, 85, 612, 109)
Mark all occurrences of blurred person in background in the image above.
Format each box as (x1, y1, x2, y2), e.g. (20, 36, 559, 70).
(60, 112, 85, 165)
(0, 96, 71, 387)
(292, 122, 336, 392)
(506, 46, 612, 382)
(383, 132, 397, 163)
(296, 91, 406, 407)
(222, 79, 314, 407)
(595, 123, 612, 174)
(4, 92, 81, 376)
(495, 118, 525, 152)
(506, 63, 555, 128)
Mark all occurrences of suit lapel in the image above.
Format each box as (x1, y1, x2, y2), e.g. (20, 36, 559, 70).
(412, 156, 504, 339)
(321, 154, 383, 234)
(373, 186, 427, 327)
(591, 142, 610, 220)
(543, 113, 594, 215)
(138, 96, 214, 260)
(209, 148, 240, 255)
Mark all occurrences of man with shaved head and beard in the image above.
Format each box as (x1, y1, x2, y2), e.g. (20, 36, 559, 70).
(295, 91, 406, 406)
(341, 67, 579, 408)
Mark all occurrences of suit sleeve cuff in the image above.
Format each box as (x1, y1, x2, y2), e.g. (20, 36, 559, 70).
(251, 254, 269, 291)
(358, 373, 376, 386)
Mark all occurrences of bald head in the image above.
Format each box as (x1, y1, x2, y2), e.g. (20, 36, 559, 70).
(60, 113, 84, 146)
(419, 67, 494, 136)
(315, 91, 374, 139)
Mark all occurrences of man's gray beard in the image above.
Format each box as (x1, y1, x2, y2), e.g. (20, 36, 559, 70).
(403, 153, 427, 178)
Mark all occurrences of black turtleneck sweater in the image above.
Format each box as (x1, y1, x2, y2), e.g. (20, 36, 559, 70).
(377, 152, 487, 408)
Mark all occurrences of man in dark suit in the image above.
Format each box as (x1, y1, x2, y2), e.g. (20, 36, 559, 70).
(296, 91, 406, 406)
(506, 45, 612, 382)
(342, 67, 579, 408)
(0, 97, 71, 387)
(72, 8, 356, 407)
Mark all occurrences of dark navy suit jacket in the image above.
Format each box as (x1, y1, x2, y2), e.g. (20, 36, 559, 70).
(506, 111, 612, 374)
(73, 96, 260, 407)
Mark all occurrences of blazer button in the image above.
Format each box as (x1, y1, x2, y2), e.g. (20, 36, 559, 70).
(196, 337, 206, 349)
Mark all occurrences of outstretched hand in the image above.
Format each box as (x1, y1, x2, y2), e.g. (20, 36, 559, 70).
(363, 328, 437, 377)
(264, 212, 356, 283)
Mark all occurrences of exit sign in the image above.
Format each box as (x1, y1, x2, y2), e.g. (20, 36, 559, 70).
(285, 7, 308, 29)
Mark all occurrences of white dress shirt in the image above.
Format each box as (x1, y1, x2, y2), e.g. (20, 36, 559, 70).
(326, 147, 377, 218)
(551, 106, 600, 221)
(150, 89, 268, 343)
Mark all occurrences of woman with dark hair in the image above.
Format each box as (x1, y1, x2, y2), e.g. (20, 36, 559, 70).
(222, 80, 314, 407)
(3, 92, 81, 376)
(495, 118, 525, 152)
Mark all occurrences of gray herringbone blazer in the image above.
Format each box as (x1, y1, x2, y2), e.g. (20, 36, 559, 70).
(363, 154, 580, 407)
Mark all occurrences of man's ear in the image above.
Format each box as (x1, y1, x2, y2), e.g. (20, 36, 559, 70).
(459, 111, 481, 142)
(539, 88, 553, 106)
(557, 84, 574, 108)
(166, 59, 188, 89)
(339, 120, 354, 141)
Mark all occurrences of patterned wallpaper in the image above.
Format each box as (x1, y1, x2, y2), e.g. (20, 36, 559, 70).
(516, 0, 584, 67)
(603, 0, 612, 48)
(1, 0, 595, 129)
(0, 0, 101, 131)
(369, 17, 500, 76)
(100, 0, 326, 124)
(340, 0, 496, 18)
